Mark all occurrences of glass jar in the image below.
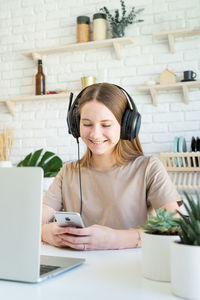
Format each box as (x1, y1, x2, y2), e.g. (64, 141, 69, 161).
(77, 16, 90, 43)
(92, 13, 107, 41)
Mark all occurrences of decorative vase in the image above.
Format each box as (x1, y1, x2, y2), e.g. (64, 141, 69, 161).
(142, 232, 179, 282)
(171, 241, 200, 299)
(0, 161, 12, 167)
(81, 76, 96, 89)
(111, 23, 125, 38)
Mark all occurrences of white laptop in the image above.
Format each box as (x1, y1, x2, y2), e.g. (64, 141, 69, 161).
(0, 167, 85, 283)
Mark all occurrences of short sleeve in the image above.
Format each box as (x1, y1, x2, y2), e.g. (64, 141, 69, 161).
(146, 156, 181, 209)
(43, 167, 64, 211)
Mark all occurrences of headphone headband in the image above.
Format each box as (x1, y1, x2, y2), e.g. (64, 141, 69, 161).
(67, 83, 141, 141)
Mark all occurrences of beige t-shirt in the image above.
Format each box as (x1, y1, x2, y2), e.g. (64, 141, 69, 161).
(43, 156, 180, 229)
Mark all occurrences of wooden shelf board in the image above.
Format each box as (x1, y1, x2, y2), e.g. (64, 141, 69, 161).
(137, 81, 200, 106)
(154, 29, 200, 53)
(21, 37, 134, 61)
(0, 92, 72, 103)
(154, 29, 200, 40)
(137, 81, 200, 92)
(0, 91, 81, 116)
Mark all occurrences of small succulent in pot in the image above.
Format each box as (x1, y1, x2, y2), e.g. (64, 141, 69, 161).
(140, 208, 180, 282)
(176, 191, 200, 246)
(100, 0, 144, 38)
(170, 191, 200, 299)
(139, 208, 180, 235)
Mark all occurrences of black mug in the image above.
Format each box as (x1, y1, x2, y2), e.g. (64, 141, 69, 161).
(183, 70, 197, 81)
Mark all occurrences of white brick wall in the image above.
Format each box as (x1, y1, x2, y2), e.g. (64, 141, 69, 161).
(0, 0, 200, 164)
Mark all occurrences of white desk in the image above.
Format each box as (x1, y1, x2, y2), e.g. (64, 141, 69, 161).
(0, 243, 178, 300)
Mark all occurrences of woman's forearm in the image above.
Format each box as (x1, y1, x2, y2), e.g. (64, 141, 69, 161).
(113, 228, 143, 249)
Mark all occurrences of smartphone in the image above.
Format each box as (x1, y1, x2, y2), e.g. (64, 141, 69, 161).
(54, 211, 85, 228)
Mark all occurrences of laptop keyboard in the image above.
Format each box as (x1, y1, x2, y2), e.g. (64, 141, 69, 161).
(40, 264, 60, 276)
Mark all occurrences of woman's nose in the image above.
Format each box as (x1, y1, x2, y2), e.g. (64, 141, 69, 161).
(89, 125, 102, 138)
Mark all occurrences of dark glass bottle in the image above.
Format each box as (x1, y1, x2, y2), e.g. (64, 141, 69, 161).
(35, 59, 45, 95)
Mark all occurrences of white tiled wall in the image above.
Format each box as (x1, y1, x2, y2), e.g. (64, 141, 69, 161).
(0, 0, 200, 164)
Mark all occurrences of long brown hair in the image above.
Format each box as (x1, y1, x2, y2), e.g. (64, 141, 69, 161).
(76, 83, 144, 168)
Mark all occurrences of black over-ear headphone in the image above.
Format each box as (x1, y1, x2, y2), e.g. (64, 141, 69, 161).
(67, 84, 141, 141)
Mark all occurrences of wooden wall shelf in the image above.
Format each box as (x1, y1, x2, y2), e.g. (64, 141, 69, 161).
(137, 81, 200, 106)
(21, 37, 134, 61)
(154, 28, 200, 53)
(0, 92, 72, 116)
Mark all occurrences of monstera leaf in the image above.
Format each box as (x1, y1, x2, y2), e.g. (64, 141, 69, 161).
(17, 148, 63, 177)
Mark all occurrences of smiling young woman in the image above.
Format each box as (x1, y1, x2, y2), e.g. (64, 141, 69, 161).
(42, 83, 180, 251)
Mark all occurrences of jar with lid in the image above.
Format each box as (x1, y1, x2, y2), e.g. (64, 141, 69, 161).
(92, 13, 107, 41)
(77, 16, 90, 43)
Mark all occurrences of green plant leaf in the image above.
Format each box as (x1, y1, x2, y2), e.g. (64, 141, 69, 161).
(17, 153, 32, 166)
(28, 149, 43, 166)
(37, 151, 55, 168)
(17, 149, 63, 178)
(43, 156, 62, 177)
(177, 191, 200, 246)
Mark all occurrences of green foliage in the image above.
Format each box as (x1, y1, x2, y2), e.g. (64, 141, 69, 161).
(139, 208, 180, 235)
(17, 148, 63, 177)
(100, 0, 144, 38)
(177, 191, 200, 246)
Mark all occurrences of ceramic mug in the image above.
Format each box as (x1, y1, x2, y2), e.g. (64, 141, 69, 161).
(183, 70, 197, 81)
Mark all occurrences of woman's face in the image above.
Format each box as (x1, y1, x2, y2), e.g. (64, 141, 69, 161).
(80, 100, 121, 157)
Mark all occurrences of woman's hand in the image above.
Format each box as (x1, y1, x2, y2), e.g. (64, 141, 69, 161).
(58, 224, 118, 251)
(42, 222, 71, 248)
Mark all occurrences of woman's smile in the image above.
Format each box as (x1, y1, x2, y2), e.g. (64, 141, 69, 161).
(80, 100, 121, 158)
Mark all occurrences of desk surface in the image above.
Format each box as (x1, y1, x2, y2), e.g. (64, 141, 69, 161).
(0, 243, 178, 300)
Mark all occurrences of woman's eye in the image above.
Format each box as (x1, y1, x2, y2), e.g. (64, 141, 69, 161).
(102, 124, 111, 127)
(83, 124, 92, 127)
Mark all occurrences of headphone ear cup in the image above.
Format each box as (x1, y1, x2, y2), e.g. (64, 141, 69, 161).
(71, 107, 80, 138)
(121, 109, 130, 140)
(121, 109, 141, 141)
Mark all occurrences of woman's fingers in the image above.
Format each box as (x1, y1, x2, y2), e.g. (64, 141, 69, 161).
(64, 227, 91, 236)
(59, 233, 89, 244)
(60, 239, 89, 251)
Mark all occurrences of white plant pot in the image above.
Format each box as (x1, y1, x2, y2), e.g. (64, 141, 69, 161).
(141, 232, 179, 282)
(0, 161, 12, 167)
(43, 177, 55, 192)
(171, 241, 200, 300)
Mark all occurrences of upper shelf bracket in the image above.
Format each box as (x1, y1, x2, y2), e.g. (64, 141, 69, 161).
(5, 101, 15, 117)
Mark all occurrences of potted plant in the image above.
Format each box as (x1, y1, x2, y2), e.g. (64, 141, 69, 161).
(17, 148, 63, 191)
(139, 208, 180, 282)
(100, 0, 144, 38)
(171, 191, 200, 299)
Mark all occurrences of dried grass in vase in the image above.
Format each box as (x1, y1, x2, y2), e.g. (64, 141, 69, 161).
(0, 125, 14, 161)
